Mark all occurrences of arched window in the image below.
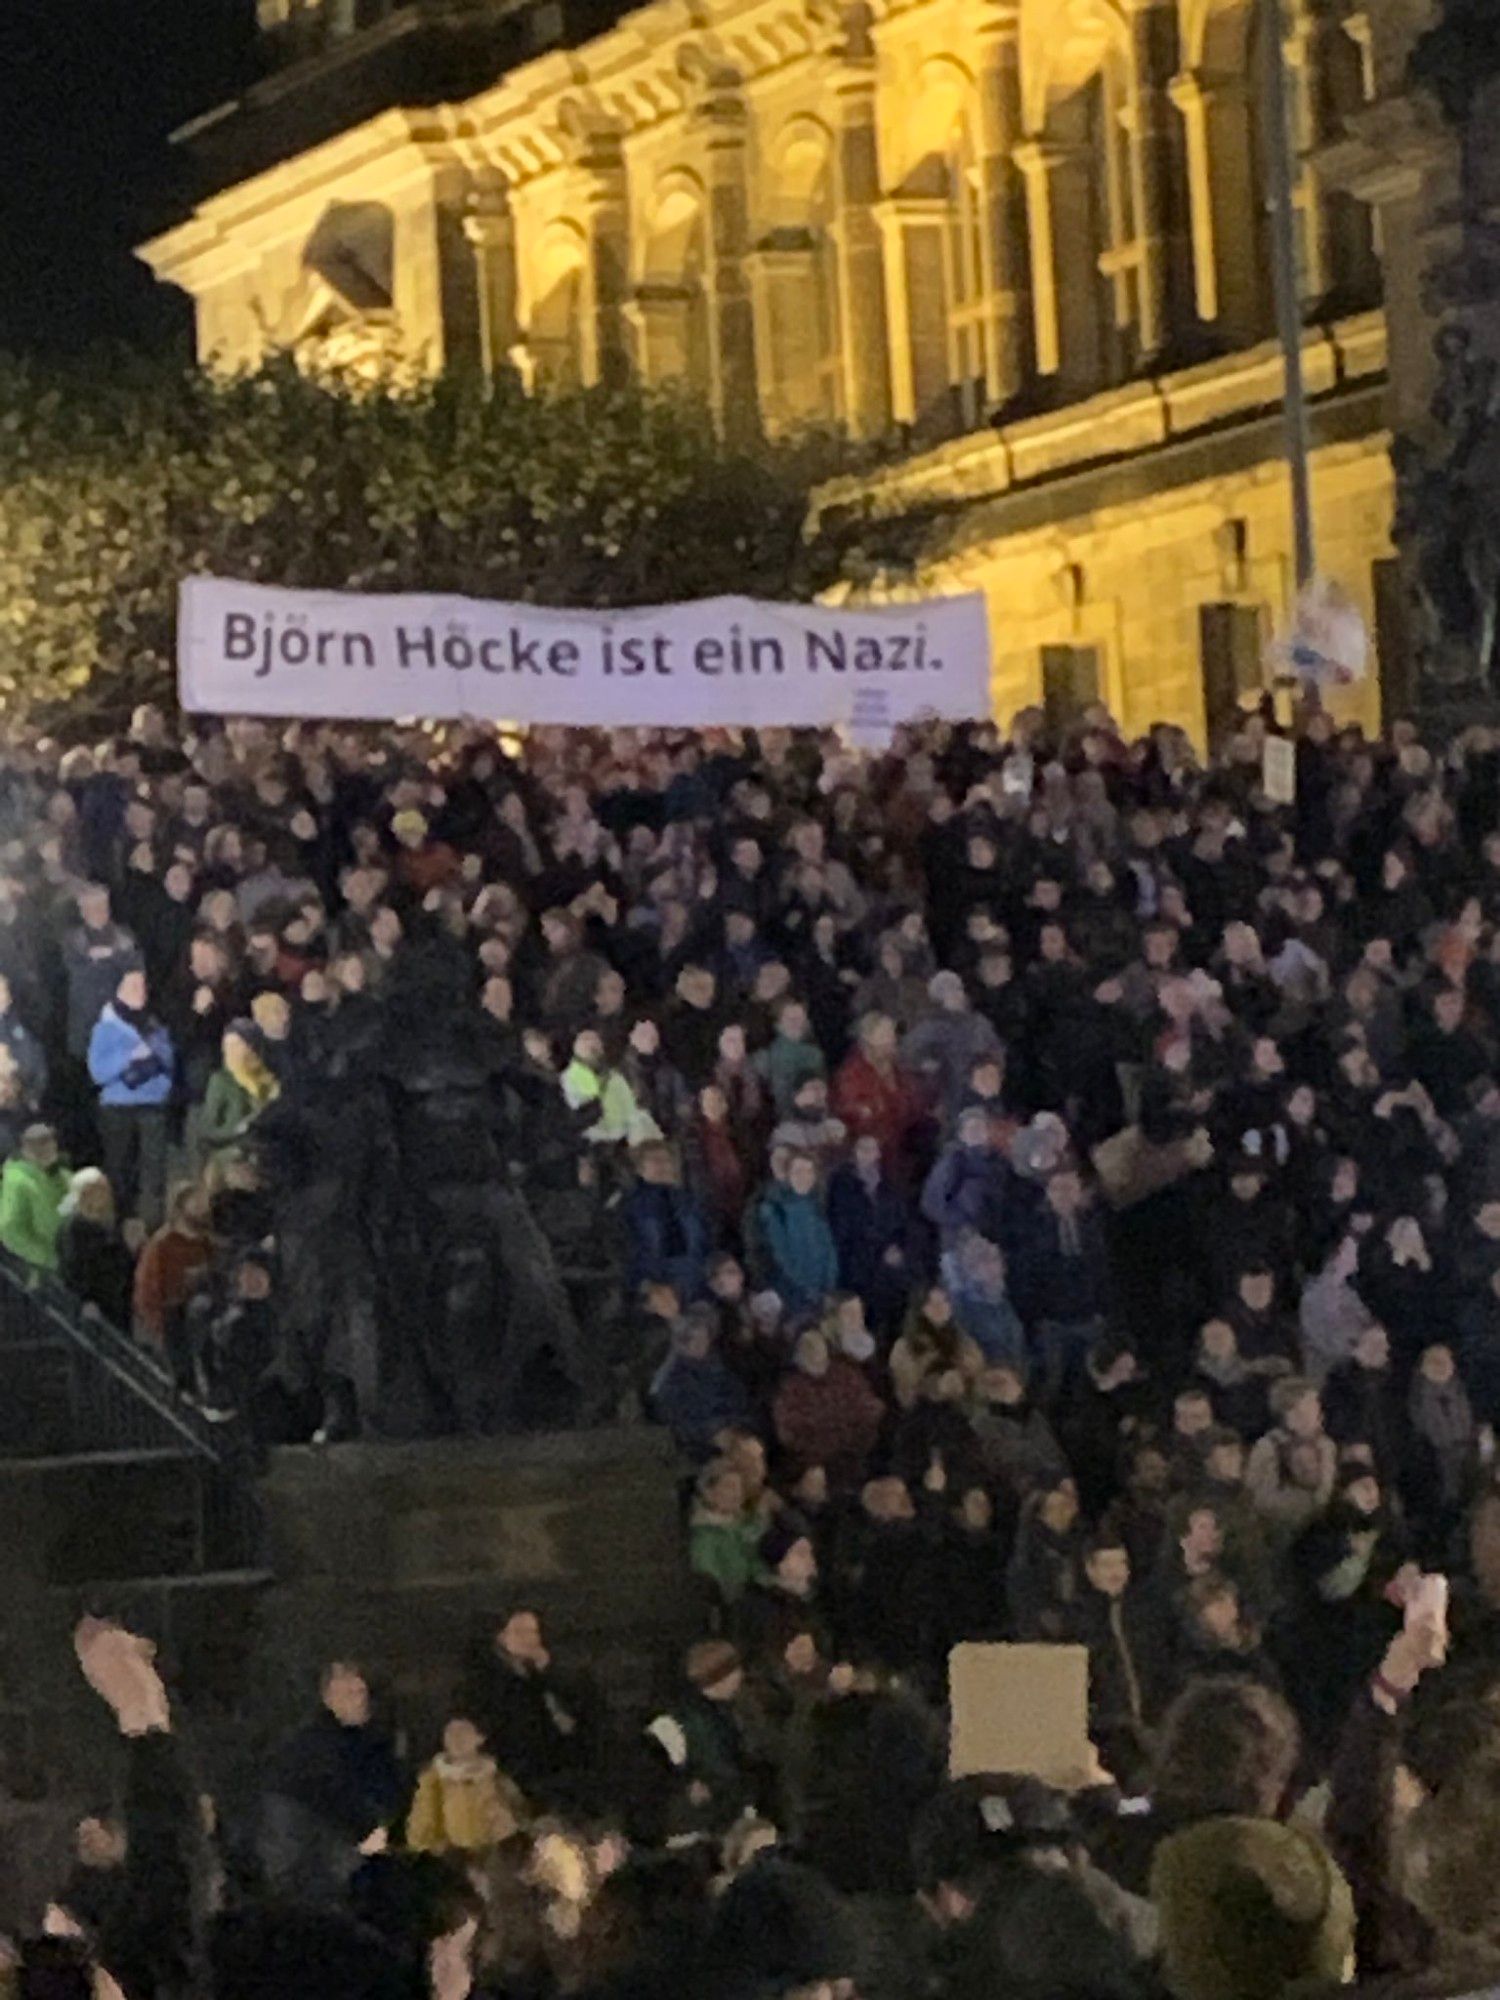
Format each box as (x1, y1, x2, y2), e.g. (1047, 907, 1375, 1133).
(526, 222, 587, 389)
(750, 121, 841, 432)
(630, 177, 712, 400)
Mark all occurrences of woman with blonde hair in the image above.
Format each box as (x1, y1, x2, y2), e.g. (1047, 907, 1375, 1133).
(56, 1167, 135, 1329)
(197, 1021, 279, 1166)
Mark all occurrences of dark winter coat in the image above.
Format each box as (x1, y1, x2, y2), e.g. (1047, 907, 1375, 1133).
(826, 1161, 913, 1332)
(787, 1688, 945, 1895)
(57, 1212, 135, 1329)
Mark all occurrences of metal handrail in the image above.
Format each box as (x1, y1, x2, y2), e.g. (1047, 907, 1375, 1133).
(0, 1251, 230, 1464)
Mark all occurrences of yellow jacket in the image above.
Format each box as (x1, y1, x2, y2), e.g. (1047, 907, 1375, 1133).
(405, 1753, 528, 1854)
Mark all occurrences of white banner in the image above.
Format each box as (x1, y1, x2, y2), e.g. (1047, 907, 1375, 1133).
(177, 577, 991, 730)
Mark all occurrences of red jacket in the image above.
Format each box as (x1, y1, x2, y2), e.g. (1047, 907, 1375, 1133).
(773, 1359, 886, 1487)
(688, 1114, 749, 1232)
(830, 1050, 926, 1172)
(132, 1228, 213, 1347)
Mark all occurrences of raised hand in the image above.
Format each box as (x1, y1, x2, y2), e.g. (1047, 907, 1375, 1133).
(74, 1617, 170, 1737)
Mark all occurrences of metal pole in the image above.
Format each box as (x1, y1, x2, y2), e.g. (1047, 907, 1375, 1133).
(1259, 0, 1317, 590)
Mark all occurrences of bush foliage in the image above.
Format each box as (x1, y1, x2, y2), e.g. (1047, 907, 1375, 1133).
(0, 354, 836, 726)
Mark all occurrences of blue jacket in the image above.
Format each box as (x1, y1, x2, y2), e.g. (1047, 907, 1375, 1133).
(87, 1005, 176, 1109)
(64, 926, 141, 1059)
(757, 1184, 840, 1311)
(649, 1351, 753, 1458)
(940, 1248, 1028, 1368)
(624, 1181, 711, 1300)
(920, 1143, 1011, 1247)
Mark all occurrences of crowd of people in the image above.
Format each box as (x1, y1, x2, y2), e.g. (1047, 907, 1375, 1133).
(8, 696, 1500, 1995)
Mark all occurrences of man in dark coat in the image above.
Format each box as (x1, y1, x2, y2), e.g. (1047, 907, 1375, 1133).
(828, 1133, 915, 1336)
(1322, 1319, 1404, 1488)
(1064, 1534, 1167, 1733)
(259, 1663, 404, 1906)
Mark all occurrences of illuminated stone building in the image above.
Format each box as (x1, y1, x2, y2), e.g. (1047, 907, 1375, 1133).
(140, 0, 1457, 740)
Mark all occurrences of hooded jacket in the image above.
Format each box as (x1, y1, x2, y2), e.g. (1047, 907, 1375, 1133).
(650, 1347, 753, 1458)
(757, 1182, 840, 1309)
(689, 1502, 767, 1607)
(755, 1032, 826, 1117)
(921, 1141, 1011, 1247)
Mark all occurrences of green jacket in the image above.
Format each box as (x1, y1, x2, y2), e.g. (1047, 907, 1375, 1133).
(0, 1157, 70, 1272)
(688, 1509, 766, 1607)
(199, 1067, 255, 1152)
(755, 1034, 826, 1117)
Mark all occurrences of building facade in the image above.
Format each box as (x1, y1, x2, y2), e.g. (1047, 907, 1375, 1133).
(140, 0, 1456, 741)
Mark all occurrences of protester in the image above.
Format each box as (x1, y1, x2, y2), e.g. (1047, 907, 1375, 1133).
(56, 1165, 136, 1325)
(259, 1661, 404, 1905)
(131, 1181, 215, 1378)
(86, 967, 175, 1229)
(0, 1122, 70, 1272)
(460, 1610, 599, 1813)
(404, 1716, 529, 1858)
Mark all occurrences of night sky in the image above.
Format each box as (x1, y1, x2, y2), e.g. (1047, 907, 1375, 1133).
(0, 0, 256, 356)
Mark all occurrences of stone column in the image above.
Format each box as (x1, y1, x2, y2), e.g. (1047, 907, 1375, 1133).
(830, 57, 893, 438)
(573, 141, 630, 388)
(1013, 140, 1064, 381)
(1283, 0, 1332, 303)
(747, 242, 830, 433)
(1170, 70, 1261, 340)
(393, 161, 482, 374)
(463, 185, 517, 381)
(973, 0, 1028, 406)
(1342, 10, 1377, 107)
(700, 93, 760, 440)
(1124, 0, 1179, 360)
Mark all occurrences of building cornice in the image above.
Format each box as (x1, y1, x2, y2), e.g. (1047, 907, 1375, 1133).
(139, 107, 475, 282)
(812, 309, 1389, 527)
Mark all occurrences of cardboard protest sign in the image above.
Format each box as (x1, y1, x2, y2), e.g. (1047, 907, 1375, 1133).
(949, 1641, 1091, 1783)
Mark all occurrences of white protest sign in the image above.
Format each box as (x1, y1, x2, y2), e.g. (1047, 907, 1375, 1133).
(1262, 734, 1297, 805)
(177, 578, 991, 729)
(1266, 576, 1368, 687)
